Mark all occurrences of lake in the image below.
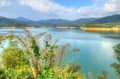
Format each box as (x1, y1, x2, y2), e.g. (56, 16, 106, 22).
(0, 28, 120, 79)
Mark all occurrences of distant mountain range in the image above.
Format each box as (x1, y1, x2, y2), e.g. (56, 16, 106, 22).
(16, 17, 33, 22)
(0, 14, 120, 27)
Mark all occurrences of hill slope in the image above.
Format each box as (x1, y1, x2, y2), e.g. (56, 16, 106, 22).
(72, 18, 97, 25)
(92, 14, 120, 23)
(0, 16, 30, 27)
(81, 14, 120, 28)
(0, 14, 120, 27)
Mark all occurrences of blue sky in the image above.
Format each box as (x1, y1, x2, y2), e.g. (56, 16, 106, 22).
(53, 0, 93, 8)
(0, 0, 120, 20)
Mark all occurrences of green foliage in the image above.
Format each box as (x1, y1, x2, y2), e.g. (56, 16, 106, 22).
(5, 65, 34, 79)
(30, 37, 40, 57)
(111, 63, 120, 75)
(97, 70, 107, 79)
(0, 68, 5, 79)
(1, 41, 28, 69)
(111, 44, 120, 75)
(81, 23, 117, 28)
(66, 63, 81, 73)
(113, 44, 120, 62)
(92, 14, 120, 23)
(0, 30, 84, 79)
(97, 74, 106, 79)
(5, 68, 15, 79)
(37, 68, 55, 79)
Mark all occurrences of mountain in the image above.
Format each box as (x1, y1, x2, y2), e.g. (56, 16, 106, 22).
(0, 16, 59, 27)
(39, 19, 70, 23)
(0, 16, 31, 27)
(0, 14, 120, 27)
(71, 18, 97, 25)
(81, 14, 120, 28)
(16, 17, 33, 22)
(0, 16, 44, 27)
(92, 14, 120, 23)
(38, 19, 71, 26)
(38, 18, 97, 26)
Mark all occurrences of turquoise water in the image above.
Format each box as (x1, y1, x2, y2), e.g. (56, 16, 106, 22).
(0, 28, 120, 79)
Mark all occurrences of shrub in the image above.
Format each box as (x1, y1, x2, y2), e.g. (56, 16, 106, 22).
(0, 30, 84, 79)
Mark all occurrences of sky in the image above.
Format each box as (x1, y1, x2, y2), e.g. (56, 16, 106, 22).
(0, 0, 120, 20)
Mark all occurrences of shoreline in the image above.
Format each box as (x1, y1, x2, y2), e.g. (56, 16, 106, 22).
(80, 27, 120, 32)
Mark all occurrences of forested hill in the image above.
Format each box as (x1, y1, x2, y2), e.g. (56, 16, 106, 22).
(0, 17, 96, 27)
(92, 14, 120, 23)
(0, 14, 120, 27)
(81, 14, 120, 28)
(0, 16, 30, 27)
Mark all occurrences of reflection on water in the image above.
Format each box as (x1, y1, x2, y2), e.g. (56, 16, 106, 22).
(0, 28, 120, 79)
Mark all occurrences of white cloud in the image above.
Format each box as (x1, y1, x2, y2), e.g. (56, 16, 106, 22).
(20, 0, 75, 14)
(20, 0, 79, 19)
(0, 0, 10, 7)
(103, 0, 120, 12)
(9, 0, 120, 19)
(104, 3, 117, 12)
(20, 0, 51, 13)
(20, 0, 106, 19)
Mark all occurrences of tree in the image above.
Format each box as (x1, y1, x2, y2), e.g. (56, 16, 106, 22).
(111, 44, 120, 75)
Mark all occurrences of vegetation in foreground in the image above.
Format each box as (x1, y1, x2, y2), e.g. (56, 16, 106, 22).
(111, 44, 120, 76)
(0, 30, 84, 79)
(0, 29, 119, 79)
